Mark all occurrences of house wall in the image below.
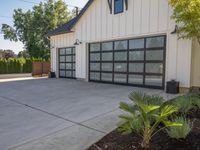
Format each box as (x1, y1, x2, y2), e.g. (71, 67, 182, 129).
(191, 40, 200, 87)
(50, 0, 193, 88)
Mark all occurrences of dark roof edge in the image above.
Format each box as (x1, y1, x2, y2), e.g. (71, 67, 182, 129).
(69, 0, 94, 29)
(47, 0, 94, 37)
(48, 31, 74, 37)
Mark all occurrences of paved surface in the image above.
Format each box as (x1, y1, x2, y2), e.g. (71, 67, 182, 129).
(0, 78, 177, 150)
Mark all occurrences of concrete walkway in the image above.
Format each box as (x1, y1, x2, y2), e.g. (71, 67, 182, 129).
(0, 78, 177, 150)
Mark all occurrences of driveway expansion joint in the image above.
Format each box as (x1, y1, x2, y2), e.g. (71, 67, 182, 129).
(0, 95, 107, 135)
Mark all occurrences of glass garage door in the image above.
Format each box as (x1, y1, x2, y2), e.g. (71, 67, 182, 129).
(89, 35, 166, 89)
(59, 47, 76, 78)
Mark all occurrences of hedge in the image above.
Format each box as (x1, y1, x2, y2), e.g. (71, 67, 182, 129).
(0, 58, 32, 74)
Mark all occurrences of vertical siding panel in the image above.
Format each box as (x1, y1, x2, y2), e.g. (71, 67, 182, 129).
(91, 5, 96, 40)
(82, 18, 87, 41)
(133, 0, 142, 35)
(158, 0, 168, 31)
(168, 7, 175, 32)
(141, 0, 150, 33)
(167, 34, 178, 81)
(176, 40, 192, 87)
(107, 9, 112, 38)
(125, 0, 133, 35)
(112, 16, 119, 37)
(119, 14, 126, 36)
(86, 9, 91, 41)
(149, 0, 159, 32)
(96, 0, 101, 40)
(101, 0, 107, 39)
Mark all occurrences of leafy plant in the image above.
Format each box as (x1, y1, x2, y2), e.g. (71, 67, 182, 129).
(167, 116, 192, 139)
(172, 96, 194, 114)
(190, 92, 200, 109)
(118, 92, 182, 149)
(169, 0, 200, 45)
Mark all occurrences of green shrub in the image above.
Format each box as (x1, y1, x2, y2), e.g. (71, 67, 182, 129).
(0, 58, 34, 74)
(190, 93, 200, 109)
(167, 116, 192, 139)
(172, 96, 194, 114)
(118, 92, 182, 149)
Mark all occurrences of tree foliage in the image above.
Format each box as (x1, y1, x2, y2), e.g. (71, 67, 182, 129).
(169, 0, 200, 45)
(1, 0, 72, 59)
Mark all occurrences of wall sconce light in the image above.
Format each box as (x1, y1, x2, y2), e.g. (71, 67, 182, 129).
(74, 39, 82, 45)
(171, 25, 177, 34)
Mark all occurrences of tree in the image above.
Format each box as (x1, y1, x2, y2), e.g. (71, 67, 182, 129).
(0, 49, 17, 59)
(169, 0, 200, 45)
(1, 0, 72, 59)
(18, 50, 30, 58)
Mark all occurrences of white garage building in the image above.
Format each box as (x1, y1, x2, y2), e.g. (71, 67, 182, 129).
(48, 0, 200, 91)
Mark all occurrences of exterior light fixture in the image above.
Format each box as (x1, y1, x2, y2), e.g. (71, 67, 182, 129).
(171, 25, 177, 34)
(74, 39, 82, 45)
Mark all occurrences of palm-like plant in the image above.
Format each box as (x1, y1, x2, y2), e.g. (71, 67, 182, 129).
(118, 92, 182, 149)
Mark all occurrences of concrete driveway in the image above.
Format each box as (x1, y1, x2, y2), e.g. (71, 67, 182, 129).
(0, 78, 175, 150)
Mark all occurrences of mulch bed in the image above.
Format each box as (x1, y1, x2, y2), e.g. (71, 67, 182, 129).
(87, 109, 200, 150)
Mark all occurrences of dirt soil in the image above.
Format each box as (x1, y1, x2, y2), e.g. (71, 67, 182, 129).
(87, 109, 200, 150)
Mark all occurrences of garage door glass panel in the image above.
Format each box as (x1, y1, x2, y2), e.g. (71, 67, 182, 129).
(129, 39, 144, 49)
(65, 48, 72, 54)
(129, 75, 143, 84)
(102, 42, 113, 51)
(129, 51, 144, 61)
(90, 53, 100, 61)
(114, 63, 127, 72)
(72, 56, 75, 62)
(60, 56, 65, 62)
(114, 74, 127, 83)
(72, 71, 76, 77)
(60, 63, 65, 70)
(146, 50, 163, 61)
(72, 63, 75, 70)
(102, 63, 113, 71)
(66, 56, 72, 62)
(102, 52, 113, 61)
(72, 48, 75, 54)
(146, 63, 163, 74)
(59, 71, 65, 77)
(145, 75, 162, 86)
(115, 52, 127, 61)
(90, 72, 100, 80)
(60, 49, 65, 55)
(146, 36, 165, 48)
(66, 63, 72, 69)
(129, 63, 144, 73)
(90, 63, 100, 71)
(101, 73, 112, 82)
(66, 71, 72, 77)
(114, 41, 128, 50)
(90, 43, 100, 52)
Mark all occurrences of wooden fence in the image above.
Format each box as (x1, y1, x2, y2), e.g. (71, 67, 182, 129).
(32, 62, 50, 76)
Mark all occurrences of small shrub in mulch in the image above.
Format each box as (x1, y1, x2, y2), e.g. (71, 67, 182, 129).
(88, 92, 200, 150)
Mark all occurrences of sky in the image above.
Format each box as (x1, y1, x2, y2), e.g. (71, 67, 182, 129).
(0, 0, 88, 54)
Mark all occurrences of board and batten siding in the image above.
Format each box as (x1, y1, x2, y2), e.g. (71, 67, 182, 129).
(191, 40, 200, 87)
(50, 0, 193, 88)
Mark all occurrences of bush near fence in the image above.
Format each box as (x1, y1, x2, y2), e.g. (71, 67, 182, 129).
(0, 58, 48, 74)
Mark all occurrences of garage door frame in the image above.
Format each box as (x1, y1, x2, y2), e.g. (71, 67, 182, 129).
(88, 35, 166, 89)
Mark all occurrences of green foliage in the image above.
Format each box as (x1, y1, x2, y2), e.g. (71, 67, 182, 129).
(118, 92, 181, 148)
(172, 96, 194, 114)
(167, 116, 192, 139)
(0, 58, 46, 74)
(1, 0, 72, 59)
(169, 0, 200, 45)
(190, 92, 200, 109)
